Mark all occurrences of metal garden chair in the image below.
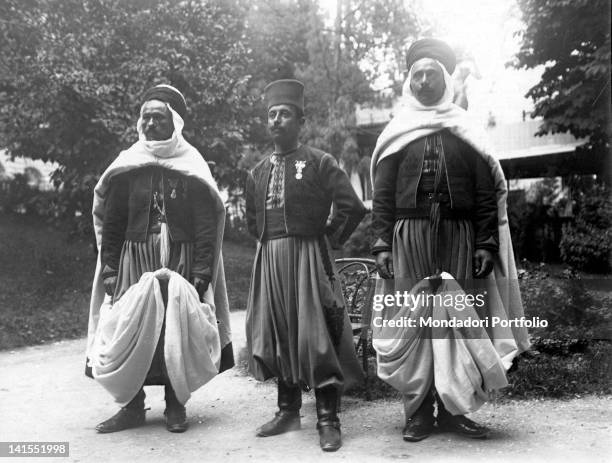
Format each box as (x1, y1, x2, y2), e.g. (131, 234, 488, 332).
(335, 257, 377, 400)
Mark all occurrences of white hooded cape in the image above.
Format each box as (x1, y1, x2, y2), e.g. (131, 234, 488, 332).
(371, 63, 530, 415)
(86, 107, 231, 405)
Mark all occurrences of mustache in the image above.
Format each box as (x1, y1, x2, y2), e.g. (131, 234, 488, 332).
(144, 126, 161, 135)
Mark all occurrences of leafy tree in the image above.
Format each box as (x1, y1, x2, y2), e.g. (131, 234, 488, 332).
(560, 183, 611, 272)
(0, 0, 253, 234)
(242, 0, 420, 175)
(2, 0, 422, 237)
(512, 0, 611, 148)
(302, 0, 419, 175)
(234, 0, 316, 168)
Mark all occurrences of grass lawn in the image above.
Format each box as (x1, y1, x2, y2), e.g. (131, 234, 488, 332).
(0, 213, 94, 349)
(345, 260, 612, 400)
(0, 212, 255, 350)
(222, 240, 256, 311)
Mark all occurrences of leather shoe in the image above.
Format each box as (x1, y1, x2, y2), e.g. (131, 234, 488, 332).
(402, 415, 435, 442)
(164, 404, 189, 433)
(317, 421, 341, 452)
(437, 413, 489, 438)
(96, 407, 146, 433)
(256, 410, 300, 437)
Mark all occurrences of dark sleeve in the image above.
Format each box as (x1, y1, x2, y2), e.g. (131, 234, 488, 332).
(371, 152, 400, 254)
(190, 180, 218, 282)
(100, 174, 129, 278)
(468, 142, 499, 253)
(245, 171, 258, 239)
(320, 154, 366, 247)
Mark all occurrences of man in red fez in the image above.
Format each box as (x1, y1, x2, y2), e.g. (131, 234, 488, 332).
(371, 39, 530, 442)
(245, 79, 366, 452)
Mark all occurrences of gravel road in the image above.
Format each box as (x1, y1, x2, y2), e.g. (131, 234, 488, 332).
(1, 311, 610, 463)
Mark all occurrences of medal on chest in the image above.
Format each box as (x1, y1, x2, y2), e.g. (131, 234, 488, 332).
(167, 178, 179, 199)
(295, 160, 306, 180)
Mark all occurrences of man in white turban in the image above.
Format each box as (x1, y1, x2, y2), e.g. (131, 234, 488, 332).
(371, 39, 530, 442)
(86, 84, 233, 434)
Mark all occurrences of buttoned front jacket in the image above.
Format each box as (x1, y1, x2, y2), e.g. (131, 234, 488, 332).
(101, 166, 216, 280)
(372, 130, 499, 253)
(245, 145, 366, 246)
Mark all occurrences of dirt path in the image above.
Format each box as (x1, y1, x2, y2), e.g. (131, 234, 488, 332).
(0, 311, 610, 463)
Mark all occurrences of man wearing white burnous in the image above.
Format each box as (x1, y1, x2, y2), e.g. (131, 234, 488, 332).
(370, 38, 530, 442)
(85, 85, 233, 434)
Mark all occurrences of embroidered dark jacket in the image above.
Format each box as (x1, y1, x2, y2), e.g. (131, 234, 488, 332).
(372, 130, 498, 253)
(245, 145, 366, 245)
(100, 166, 217, 280)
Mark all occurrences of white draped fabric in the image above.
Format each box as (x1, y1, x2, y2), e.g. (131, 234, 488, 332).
(86, 104, 232, 405)
(371, 63, 530, 416)
(91, 269, 221, 406)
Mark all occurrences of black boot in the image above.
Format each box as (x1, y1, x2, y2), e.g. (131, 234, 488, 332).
(164, 384, 188, 433)
(256, 380, 301, 437)
(315, 386, 342, 452)
(436, 396, 489, 438)
(402, 392, 435, 442)
(96, 389, 146, 433)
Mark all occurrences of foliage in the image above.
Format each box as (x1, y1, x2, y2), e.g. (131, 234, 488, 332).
(506, 263, 612, 397)
(243, 0, 313, 98)
(297, 0, 419, 174)
(242, 0, 420, 174)
(343, 212, 375, 257)
(560, 183, 612, 272)
(0, 174, 61, 219)
(2, 0, 423, 234)
(0, 213, 256, 349)
(0, 212, 94, 349)
(507, 177, 611, 269)
(506, 341, 611, 398)
(507, 178, 570, 262)
(348, 260, 612, 400)
(0, 175, 37, 214)
(512, 0, 611, 147)
(223, 210, 256, 248)
(518, 261, 611, 340)
(223, 0, 420, 223)
(1, 0, 253, 233)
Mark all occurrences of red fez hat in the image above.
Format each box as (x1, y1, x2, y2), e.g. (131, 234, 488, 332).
(143, 84, 187, 119)
(264, 79, 304, 111)
(406, 38, 456, 75)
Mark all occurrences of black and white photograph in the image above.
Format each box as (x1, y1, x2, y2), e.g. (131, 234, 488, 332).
(0, 0, 610, 461)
